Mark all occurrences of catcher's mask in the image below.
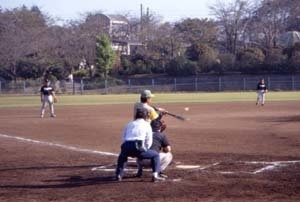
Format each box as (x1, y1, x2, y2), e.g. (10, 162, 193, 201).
(151, 119, 162, 132)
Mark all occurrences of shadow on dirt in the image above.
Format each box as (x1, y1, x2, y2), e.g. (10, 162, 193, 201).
(0, 164, 101, 172)
(0, 164, 146, 189)
(261, 115, 300, 123)
(0, 175, 118, 189)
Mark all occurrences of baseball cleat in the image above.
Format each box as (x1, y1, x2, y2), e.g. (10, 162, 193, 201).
(136, 169, 143, 178)
(116, 174, 122, 181)
(51, 114, 56, 118)
(159, 172, 168, 179)
(152, 176, 166, 182)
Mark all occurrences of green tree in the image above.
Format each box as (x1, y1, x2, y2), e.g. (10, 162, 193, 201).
(283, 42, 300, 72)
(185, 43, 218, 73)
(216, 53, 236, 73)
(16, 59, 44, 79)
(263, 48, 286, 72)
(165, 56, 197, 76)
(95, 34, 116, 79)
(237, 48, 265, 73)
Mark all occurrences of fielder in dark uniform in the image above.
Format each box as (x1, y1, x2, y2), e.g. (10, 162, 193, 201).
(256, 78, 268, 106)
(136, 118, 173, 179)
(40, 79, 57, 118)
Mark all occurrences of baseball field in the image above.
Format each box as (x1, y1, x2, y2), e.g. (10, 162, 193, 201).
(0, 91, 300, 202)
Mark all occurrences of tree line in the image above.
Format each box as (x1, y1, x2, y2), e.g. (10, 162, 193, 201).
(0, 0, 300, 82)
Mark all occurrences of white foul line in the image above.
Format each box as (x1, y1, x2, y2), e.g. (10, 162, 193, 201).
(245, 160, 300, 174)
(1, 133, 300, 175)
(0, 133, 118, 157)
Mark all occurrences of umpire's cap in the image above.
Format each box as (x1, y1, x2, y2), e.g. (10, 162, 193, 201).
(135, 108, 149, 120)
(141, 89, 155, 98)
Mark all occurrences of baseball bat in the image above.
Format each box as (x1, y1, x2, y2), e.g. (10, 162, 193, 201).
(152, 106, 186, 121)
(165, 112, 186, 121)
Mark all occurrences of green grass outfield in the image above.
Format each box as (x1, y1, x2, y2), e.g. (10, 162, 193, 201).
(0, 91, 300, 108)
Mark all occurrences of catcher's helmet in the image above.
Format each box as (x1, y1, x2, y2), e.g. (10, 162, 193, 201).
(151, 119, 162, 132)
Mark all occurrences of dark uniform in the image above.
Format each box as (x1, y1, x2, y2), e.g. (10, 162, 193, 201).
(40, 80, 56, 118)
(256, 79, 268, 106)
(137, 119, 173, 178)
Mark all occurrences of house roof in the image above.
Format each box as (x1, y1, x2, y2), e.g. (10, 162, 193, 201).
(106, 14, 128, 24)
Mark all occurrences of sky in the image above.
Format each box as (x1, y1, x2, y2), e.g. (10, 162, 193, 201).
(0, 0, 216, 23)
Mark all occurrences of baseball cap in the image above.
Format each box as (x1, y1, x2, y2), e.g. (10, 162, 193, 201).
(140, 89, 155, 98)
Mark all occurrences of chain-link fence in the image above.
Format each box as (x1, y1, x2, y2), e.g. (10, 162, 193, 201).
(1, 74, 300, 95)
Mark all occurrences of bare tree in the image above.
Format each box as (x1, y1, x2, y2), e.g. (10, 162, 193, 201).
(210, 0, 253, 55)
(174, 18, 218, 46)
(253, 0, 289, 49)
(0, 6, 49, 80)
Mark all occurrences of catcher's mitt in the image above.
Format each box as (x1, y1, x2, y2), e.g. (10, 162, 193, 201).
(160, 119, 167, 132)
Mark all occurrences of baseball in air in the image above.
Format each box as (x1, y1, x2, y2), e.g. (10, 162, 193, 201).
(184, 107, 189, 111)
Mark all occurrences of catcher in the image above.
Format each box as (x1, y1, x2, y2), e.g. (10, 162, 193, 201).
(256, 78, 268, 106)
(136, 118, 173, 179)
(40, 78, 57, 118)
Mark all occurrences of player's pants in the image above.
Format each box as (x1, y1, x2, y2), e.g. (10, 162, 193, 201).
(41, 95, 55, 116)
(256, 91, 265, 105)
(116, 141, 160, 177)
(137, 152, 173, 172)
(159, 152, 173, 171)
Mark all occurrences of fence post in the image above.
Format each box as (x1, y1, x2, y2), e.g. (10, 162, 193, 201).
(105, 79, 108, 94)
(152, 78, 155, 88)
(174, 78, 177, 92)
(292, 76, 295, 91)
(218, 77, 222, 91)
(195, 77, 198, 91)
(80, 79, 84, 95)
(72, 80, 75, 95)
(243, 78, 246, 91)
(128, 79, 131, 92)
(23, 81, 26, 94)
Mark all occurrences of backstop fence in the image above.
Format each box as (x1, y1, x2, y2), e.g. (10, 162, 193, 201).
(1, 74, 300, 95)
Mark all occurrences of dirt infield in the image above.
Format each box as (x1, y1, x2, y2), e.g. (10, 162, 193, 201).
(0, 101, 300, 202)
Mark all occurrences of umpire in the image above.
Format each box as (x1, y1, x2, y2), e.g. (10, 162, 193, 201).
(115, 108, 165, 182)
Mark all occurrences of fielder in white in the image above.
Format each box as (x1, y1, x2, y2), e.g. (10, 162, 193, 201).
(256, 78, 268, 106)
(40, 79, 57, 118)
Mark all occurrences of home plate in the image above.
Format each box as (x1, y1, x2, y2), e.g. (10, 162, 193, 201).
(176, 165, 201, 169)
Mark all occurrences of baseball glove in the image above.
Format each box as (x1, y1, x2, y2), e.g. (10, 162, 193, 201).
(160, 119, 167, 132)
(53, 96, 58, 103)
